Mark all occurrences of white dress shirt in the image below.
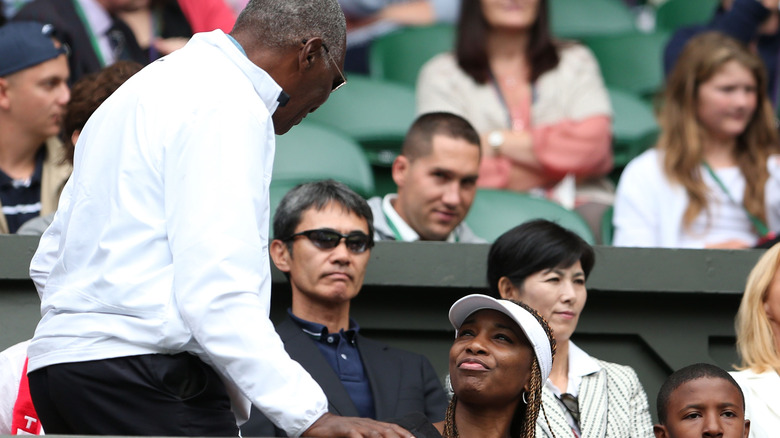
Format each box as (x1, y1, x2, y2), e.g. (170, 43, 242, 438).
(545, 341, 602, 436)
(730, 368, 780, 438)
(28, 30, 327, 437)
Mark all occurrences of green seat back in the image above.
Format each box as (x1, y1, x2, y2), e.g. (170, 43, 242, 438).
(655, 0, 719, 32)
(273, 122, 375, 197)
(600, 205, 614, 246)
(368, 24, 455, 89)
(550, 0, 635, 39)
(583, 31, 670, 100)
(608, 87, 659, 169)
(464, 189, 595, 243)
(305, 75, 416, 166)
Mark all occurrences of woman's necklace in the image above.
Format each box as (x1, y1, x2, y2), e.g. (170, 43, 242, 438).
(495, 74, 531, 132)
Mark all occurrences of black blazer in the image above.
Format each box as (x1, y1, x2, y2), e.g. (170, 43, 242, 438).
(13, 0, 147, 83)
(241, 316, 448, 437)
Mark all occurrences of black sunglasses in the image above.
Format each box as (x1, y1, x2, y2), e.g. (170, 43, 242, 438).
(558, 393, 580, 426)
(284, 228, 373, 253)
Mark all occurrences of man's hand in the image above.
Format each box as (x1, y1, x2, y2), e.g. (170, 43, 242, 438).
(303, 413, 415, 438)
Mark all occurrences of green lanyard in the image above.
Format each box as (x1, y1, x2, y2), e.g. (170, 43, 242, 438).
(702, 161, 770, 237)
(383, 210, 404, 241)
(382, 210, 460, 242)
(71, 0, 107, 67)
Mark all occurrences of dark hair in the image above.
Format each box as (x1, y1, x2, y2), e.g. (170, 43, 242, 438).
(401, 112, 481, 161)
(62, 61, 143, 164)
(273, 179, 374, 244)
(656, 363, 745, 425)
(455, 0, 560, 84)
(487, 219, 595, 296)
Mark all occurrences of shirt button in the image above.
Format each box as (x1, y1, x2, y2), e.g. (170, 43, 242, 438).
(341, 354, 347, 360)
(327, 336, 334, 343)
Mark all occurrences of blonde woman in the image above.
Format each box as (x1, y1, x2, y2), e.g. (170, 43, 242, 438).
(730, 243, 780, 438)
(613, 32, 780, 248)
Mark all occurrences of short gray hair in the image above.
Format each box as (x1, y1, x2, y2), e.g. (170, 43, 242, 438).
(233, 0, 346, 60)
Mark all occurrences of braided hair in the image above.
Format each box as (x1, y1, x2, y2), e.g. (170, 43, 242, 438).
(443, 300, 556, 438)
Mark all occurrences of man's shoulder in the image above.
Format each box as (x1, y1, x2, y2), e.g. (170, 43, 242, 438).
(356, 334, 429, 364)
(367, 196, 384, 210)
(367, 195, 396, 241)
(453, 222, 486, 243)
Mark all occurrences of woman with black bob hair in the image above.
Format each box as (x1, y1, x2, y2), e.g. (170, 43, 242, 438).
(488, 220, 653, 438)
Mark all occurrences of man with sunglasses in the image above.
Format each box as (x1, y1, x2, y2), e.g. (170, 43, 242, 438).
(242, 180, 448, 437)
(24, 0, 414, 436)
(368, 112, 484, 243)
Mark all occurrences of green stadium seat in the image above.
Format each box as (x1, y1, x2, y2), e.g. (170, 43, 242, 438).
(304, 75, 416, 167)
(655, 0, 719, 32)
(550, 0, 636, 39)
(273, 122, 375, 197)
(368, 23, 455, 89)
(608, 87, 659, 170)
(583, 31, 671, 101)
(600, 205, 614, 246)
(464, 189, 595, 243)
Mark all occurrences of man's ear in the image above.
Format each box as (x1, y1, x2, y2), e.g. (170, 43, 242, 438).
(391, 155, 410, 188)
(269, 239, 292, 273)
(744, 419, 750, 438)
(298, 37, 324, 72)
(0, 77, 12, 110)
(653, 424, 668, 438)
(71, 130, 81, 148)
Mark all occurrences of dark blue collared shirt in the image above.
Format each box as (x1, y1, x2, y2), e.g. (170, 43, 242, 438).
(0, 147, 45, 233)
(288, 309, 376, 419)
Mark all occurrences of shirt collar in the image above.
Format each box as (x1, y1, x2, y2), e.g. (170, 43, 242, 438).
(381, 193, 457, 242)
(545, 341, 601, 397)
(193, 30, 286, 115)
(287, 309, 360, 343)
(75, 0, 112, 36)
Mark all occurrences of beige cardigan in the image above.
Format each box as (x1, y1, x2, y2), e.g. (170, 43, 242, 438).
(417, 44, 614, 206)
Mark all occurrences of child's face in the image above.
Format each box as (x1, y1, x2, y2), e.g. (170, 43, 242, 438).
(654, 377, 750, 438)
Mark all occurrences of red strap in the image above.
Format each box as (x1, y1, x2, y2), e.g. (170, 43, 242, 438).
(11, 358, 42, 435)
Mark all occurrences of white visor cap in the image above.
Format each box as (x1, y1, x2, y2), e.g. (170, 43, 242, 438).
(449, 294, 553, 383)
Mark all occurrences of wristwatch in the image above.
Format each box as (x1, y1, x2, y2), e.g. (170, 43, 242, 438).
(487, 130, 504, 154)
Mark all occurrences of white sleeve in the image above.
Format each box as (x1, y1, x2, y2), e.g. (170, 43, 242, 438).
(29, 179, 73, 298)
(765, 155, 780, 233)
(163, 104, 326, 437)
(612, 154, 661, 247)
